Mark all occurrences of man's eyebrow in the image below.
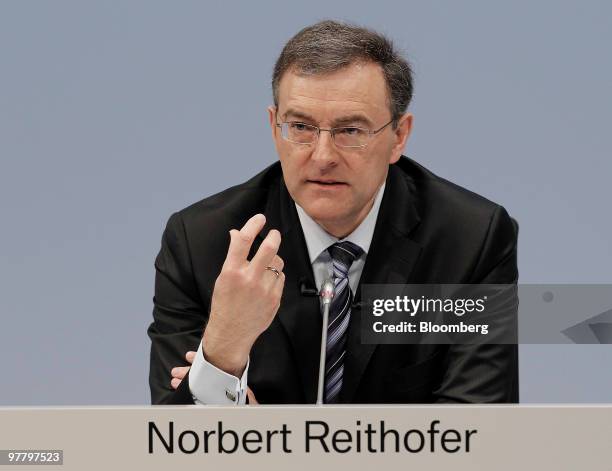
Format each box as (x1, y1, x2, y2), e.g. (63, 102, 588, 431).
(331, 114, 374, 128)
(282, 109, 316, 123)
(281, 109, 374, 127)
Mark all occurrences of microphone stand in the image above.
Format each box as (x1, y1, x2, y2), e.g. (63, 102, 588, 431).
(316, 278, 335, 405)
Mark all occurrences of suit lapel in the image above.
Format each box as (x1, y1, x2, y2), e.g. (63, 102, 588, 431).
(256, 178, 322, 403)
(341, 164, 423, 402)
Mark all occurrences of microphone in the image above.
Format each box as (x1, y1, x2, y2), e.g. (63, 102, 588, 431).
(316, 277, 335, 405)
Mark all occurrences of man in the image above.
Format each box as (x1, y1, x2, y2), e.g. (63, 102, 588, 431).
(148, 20, 519, 405)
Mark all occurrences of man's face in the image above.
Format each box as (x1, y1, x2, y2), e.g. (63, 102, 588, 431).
(268, 61, 412, 238)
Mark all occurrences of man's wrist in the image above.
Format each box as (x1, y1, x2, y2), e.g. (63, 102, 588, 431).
(202, 328, 250, 377)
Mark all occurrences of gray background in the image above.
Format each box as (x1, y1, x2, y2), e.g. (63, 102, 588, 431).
(0, 0, 610, 405)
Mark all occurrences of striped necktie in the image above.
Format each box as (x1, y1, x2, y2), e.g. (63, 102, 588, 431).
(324, 241, 363, 403)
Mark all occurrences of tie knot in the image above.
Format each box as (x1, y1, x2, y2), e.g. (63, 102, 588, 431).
(328, 241, 363, 274)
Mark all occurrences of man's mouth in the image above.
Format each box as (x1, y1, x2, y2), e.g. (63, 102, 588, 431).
(307, 179, 347, 186)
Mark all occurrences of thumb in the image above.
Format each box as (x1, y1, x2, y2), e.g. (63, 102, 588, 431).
(246, 387, 259, 405)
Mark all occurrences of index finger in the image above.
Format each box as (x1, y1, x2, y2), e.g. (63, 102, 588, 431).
(224, 214, 266, 268)
(185, 351, 196, 364)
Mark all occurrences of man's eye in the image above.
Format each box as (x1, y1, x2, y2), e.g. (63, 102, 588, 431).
(339, 127, 362, 136)
(290, 122, 309, 132)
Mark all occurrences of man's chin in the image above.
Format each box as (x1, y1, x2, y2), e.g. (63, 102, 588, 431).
(299, 203, 352, 231)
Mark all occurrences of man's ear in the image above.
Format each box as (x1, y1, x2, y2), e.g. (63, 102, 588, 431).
(267, 106, 277, 138)
(389, 113, 413, 164)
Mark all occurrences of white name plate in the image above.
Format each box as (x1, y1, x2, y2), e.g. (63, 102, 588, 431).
(0, 406, 610, 470)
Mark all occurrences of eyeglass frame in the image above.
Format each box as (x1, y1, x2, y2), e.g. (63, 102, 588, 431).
(275, 118, 395, 149)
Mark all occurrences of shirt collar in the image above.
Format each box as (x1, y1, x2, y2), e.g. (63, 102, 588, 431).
(295, 181, 386, 264)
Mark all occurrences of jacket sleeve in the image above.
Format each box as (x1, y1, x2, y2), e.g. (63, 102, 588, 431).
(434, 205, 520, 403)
(147, 212, 205, 405)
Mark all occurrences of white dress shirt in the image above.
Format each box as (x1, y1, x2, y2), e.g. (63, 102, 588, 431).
(189, 182, 386, 404)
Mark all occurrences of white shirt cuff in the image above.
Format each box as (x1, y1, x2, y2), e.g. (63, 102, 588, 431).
(188, 339, 249, 405)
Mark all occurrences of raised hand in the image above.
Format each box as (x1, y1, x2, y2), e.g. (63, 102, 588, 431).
(202, 213, 285, 377)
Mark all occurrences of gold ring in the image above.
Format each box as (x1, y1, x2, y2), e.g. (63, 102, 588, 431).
(265, 266, 281, 278)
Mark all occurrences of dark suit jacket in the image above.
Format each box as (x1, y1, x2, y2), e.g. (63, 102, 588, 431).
(148, 156, 519, 404)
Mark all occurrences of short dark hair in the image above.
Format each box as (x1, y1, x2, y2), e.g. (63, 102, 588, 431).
(272, 20, 413, 124)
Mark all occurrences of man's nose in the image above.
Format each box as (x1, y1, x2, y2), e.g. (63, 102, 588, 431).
(310, 129, 338, 166)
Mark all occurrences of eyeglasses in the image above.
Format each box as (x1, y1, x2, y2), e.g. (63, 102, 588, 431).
(275, 119, 394, 148)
